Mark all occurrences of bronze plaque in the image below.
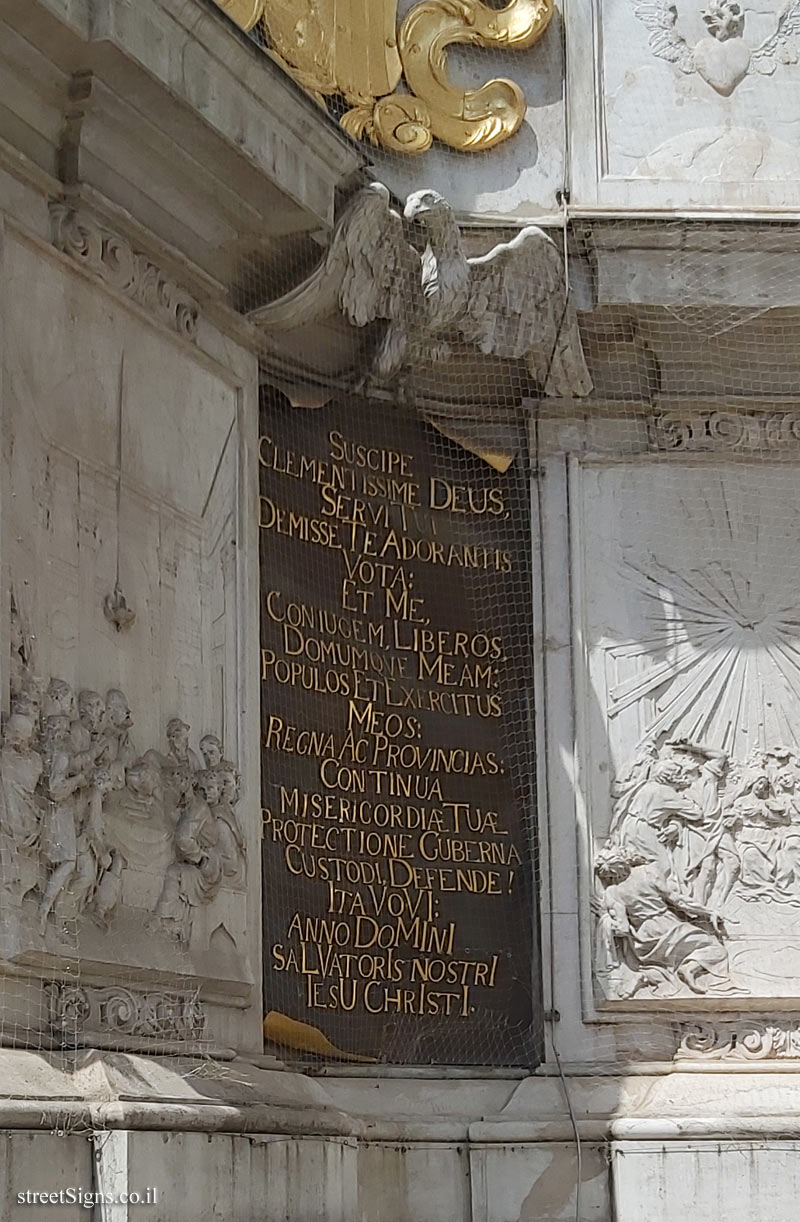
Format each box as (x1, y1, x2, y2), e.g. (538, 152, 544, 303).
(260, 394, 540, 1065)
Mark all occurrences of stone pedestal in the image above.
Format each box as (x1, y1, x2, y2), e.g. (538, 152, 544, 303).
(2, 2, 800, 1220)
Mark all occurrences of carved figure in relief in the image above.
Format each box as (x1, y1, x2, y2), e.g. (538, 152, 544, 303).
(43, 678, 75, 732)
(103, 689, 135, 777)
(772, 763, 800, 893)
(613, 757, 705, 874)
(76, 690, 105, 741)
(37, 707, 91, 934)
(123, 757, 163, 808)
(728, 771, 790, 897)
(596, 846, 729, 995)
(164, 718, 202, 773)
(151, 769, 224, 942)
(597, 736, 800, 997)
(668, 742, 731, 903)
(214, 770, 246, 880)
(0, 618, 245, 945)
(199, 734, 233, 776)
(71, 764, 119, 916)
(0, 714, 43, 884)
(199, 735, 245, 878)
(11, 677, 41, 723)
(73, 691, 109, 769)
(251, 183, 592, 402)
(143, 719, 201, 826)
(633, 0, 800, 95)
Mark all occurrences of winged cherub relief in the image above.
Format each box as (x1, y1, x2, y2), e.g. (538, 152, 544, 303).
(251, 183, 592, 401)
(633, 0, 800, 94)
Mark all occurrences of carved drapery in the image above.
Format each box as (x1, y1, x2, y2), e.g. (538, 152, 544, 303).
(212, 0, 553, 153)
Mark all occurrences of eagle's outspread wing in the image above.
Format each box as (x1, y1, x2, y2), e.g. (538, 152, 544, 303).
(250, 183, 420, 335)
(751, 0, 800, 73)
(337, 185, 421, 327)
(632, 0, 695, 72)
(458, 226, 592, 398)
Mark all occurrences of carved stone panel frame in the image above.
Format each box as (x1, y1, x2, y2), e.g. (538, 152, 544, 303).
(0, 214, 263, 1054)
(565, 0, 800, 211)
(570, 450, 800, 1021)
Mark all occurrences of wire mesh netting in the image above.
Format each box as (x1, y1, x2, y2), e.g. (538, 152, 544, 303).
(4, 0, 800, 1089)
(251, 196, 800, 1070)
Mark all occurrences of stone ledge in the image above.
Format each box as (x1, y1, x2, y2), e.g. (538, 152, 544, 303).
(1, 1052, 799, 1141)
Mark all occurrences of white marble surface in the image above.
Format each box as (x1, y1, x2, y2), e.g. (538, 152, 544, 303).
(0, 219, 261, 1050)
(572, 459, 800, 1008)
(613, 1139, 800, 1221)
(567, 0, 800, 209)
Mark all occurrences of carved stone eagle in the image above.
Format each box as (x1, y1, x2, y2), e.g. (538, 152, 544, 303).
(251, 183, 592, 401)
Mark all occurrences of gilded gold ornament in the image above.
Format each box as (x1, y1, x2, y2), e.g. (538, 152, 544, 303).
(399, 0, 554, 150)
(341, 95, 434, 153)
(213, 0, 266, 32)
(212, 0, 552, 154)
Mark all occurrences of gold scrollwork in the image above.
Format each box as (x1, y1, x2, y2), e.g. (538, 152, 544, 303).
(212, 0, 552, 154)
(214, 0, 266, 33)
(398, 0, 553, 150)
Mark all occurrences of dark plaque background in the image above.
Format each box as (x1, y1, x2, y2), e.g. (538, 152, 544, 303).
(260, 392, 541, 1065)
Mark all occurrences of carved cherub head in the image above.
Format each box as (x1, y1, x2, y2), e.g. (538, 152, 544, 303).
(126, 757, 161, 799)
(652, 759, 690, 789)
(751, 774, 771, 800)
(2, 713, 35, 751)
(163, 762, 193, 801)
(220, 768, 240, 805)
(11, 676, 42, 721)
(90, 763, 116, 795)
(106, 689, 133, 731)
(595, 845, 647, 886)
(199, 734, 223, 769)
(195, 768, 221, 806)
(78, 690, 105, 733)
(166, 718, 191, 757)
(44, 678, 75, 720)
(702, 0, 744, 41)
(775, 770, 796, 793)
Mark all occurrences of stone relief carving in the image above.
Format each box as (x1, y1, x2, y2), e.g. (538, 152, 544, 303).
(46, 982, 206, 1043)
(0, 641, 245, 947)
(653, 410, 800, 452)
(213, 0, 553, 154)
(251, 183, 592, 401)
(633, 0, 800, 94)
(596, 719, 800, 1000)
(50, 204, 199, 340)
(579, 466, 800, 1006)
(597, 737, 800, 999)
(677, 1017, 800, 1059)
(103, 581, 137, 633)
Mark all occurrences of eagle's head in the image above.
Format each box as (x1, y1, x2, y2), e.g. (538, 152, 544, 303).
(403, 189, 451, 225)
